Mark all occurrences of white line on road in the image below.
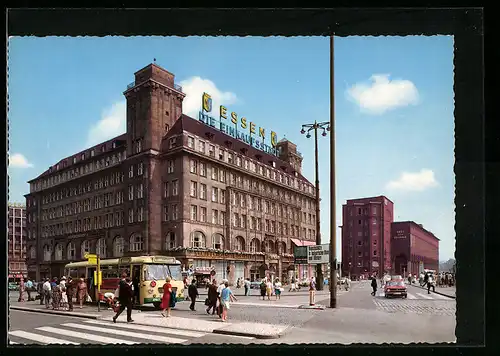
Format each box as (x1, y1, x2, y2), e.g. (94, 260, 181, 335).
(9, 330, 79, 345)
(406, 293, 417, 299)
(231, 302, 299, 308)
(84, 319, 206, 338)
(61, 323, 188, 344)
(38, 326, 137, 345)
(416, 293, 434, 300)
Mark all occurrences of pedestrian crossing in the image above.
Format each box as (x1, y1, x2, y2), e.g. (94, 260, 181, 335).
(375, 291, 453, 300)
(8, 319, 211, 345)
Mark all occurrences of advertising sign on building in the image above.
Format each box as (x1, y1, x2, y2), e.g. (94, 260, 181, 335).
(293, 246, 308, 265)
(307, 244, 330, 264)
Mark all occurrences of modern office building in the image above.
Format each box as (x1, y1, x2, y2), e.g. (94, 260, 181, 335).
(391, 221, 440, 275)
(8, 203, 27, 280)
(24, 62, 319, 283)
(340, 196, 394, 278)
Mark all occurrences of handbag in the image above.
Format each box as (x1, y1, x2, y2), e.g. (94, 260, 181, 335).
(170, 291, 177, 308)
(204, 298, 210, 306)
(86, 294, 92, 302)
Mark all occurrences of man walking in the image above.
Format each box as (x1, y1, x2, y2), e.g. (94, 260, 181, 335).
(65, 276, 75, 311)
(113, 272, 134, 323)
(42, 278, 52, 308)
(427, 273, 436, 294)
(244, 278, 250, 296)
(25, 278, 34, 301)
(371, 276, 378, 296)
(188, 279, 199, 311)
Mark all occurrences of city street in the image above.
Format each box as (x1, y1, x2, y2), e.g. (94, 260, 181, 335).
(9, 280, 455, 344)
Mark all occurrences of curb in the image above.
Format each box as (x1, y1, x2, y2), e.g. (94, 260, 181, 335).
(408, 285, 456, 299)
(10, 306, 105, 319)
(212, 328, 282, 339)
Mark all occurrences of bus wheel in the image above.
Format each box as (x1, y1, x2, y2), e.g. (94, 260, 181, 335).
(153, 302, 161, 309)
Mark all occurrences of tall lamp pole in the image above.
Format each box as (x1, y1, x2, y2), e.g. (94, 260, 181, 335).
(329, 35, 338, 308)
(300, 120, 329, 291)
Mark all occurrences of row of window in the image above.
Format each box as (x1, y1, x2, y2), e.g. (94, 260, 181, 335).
(184, 134, 314, 195)
(186, 158, 316, 210)
(349, 206, 379, 216)
(29, 149, 127, 193)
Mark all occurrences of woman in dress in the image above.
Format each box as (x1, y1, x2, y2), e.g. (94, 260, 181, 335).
(266, 279, 273, 300)
(160, 276, 173, 317)
(51, 281, 62, 310)
(76, 276, 88, 309)
(220, 281, 237, 322)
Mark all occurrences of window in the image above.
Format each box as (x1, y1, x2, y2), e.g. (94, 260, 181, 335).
(191, 205, 198, 221)
(128, 185, 134, 200)
(135, 139, 142, 153)
(220, 190, 226, 204)
(373, 240, 377, 245)
(220, 211, 226, 226)
(219, 169, 225, 182)
(191, 231, 206, 248)
(81, 240, 91, 258)
(169, 137, 176, 148)
(228, 153, 234, 164)
(113, 236, 124, 257)
(200, 162, 206, 177)
(208, 145, 215, 157)
(358, 240, 362, 246)
(172, 180, 179, 196)
(218, 150, 225, 161)
(163, 205, 169, 221)
(138, 162, 144, 175)
(212, 210, 219, 224)
(172, 204, 179, 220)
(358, 219, 362, 225)
(129, 233, 144, 252)
(190, 181, 198, 197)
(373, 250, 377, 256)
(165, 232, 176, 249)
(128, 209, 134, 223)
(199, 141, 205, 153)
(54, 244, 63, 260)
(137, 183, 144, 199)
(372, 218, 376, 225)
(164, 182, 170, 198)
(167, 160, 174, 173)
(137, 207, 144, 222)
(91, 149, 95, 157)
(211, 166, 218, 180)
(212, 187, 219, 202)
(235, 236, 245, 251)
(212, 233, 224, 250)
(200, 183, 207, 200)
(96, 238, 106, 258)
(129, 165, 134, 178)
(200, 207, 207, 222)
(67, 242, 76, 260)
(188, 159, 198, 174)
(188, 136, 195, 148)
(250, 239, 260, 253)
(29, 246, 36, 259)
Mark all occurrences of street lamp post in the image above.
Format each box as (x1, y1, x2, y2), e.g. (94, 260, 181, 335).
(300, 120, 330, 291)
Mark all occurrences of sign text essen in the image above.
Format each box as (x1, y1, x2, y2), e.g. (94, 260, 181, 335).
(200, 92, 279, 156)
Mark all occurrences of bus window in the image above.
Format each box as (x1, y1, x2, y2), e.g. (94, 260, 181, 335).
(167, 265, 182, 281)
(102, 266, 119, 279)
(144, 264, 170, 281)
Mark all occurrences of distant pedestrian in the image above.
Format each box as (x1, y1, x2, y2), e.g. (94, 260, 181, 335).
(220, 281, 237, 322)
(160, 276, 173, 318)
(42, 278, 52, 308)
(76, 276, 88, 309)
(289, 276, 297, 292)
(37, 280, 45, 304)
(25, 278, 34, 301)
(371, 276, 378, 296)
(188, 279, 199, 311)
(427, 274, 436, 294)
(260, 279, 267, 300)
(217, 279, 227, 318)
(18, 278, 25, 302)
(244, 278, 250, 296)
(266, 279, 273, 300)
(51, 280, 62, 310)
(274, 279, 282, 300)
(113, 272, 134, 323)
(65, 277, 75, 311)
(206, 279, 218, 315)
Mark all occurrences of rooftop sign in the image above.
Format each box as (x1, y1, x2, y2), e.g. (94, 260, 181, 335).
(199, 92, 279, 156)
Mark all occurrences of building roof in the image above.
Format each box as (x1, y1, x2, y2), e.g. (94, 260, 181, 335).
(392, 221, 440, 241)
(28, 133, 127, 183)
(345, 195, 394, 205)
(164, 114, 313, 185)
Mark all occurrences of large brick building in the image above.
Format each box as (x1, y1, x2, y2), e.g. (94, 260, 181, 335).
(25, 63, 318, 283)
(391, 221, 439, 275)
(340, 196, 394, 278)
(8, 203, 27, 280)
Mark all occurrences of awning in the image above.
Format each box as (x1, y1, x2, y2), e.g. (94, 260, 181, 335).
(290, 238, 316, 247)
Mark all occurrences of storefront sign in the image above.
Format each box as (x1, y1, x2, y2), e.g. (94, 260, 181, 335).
(195, 266, 215, 274)
(307, 244, 330, 264)
(294, 246, 308, 265)
(200, 92, 279, 156)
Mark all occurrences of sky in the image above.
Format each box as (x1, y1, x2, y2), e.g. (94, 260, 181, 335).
(7, 36, 455, 261)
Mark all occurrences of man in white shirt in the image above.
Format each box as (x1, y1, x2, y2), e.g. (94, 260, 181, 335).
(42, 278, 52, 309)
(216, 279, 227, 318)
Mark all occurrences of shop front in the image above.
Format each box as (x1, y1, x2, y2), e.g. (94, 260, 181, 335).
(192, 266, 215, 288)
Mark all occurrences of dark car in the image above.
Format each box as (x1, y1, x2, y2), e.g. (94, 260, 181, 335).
(384, 280, 407, 298)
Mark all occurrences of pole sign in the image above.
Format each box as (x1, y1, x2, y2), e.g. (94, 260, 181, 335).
(199, 92, 280, 156)
(293, 246, 308, 265)
(307, 244, 330, 264)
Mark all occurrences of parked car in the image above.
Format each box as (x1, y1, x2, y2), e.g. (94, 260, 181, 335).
(8, 282, 19, 291)
(384, 280, 407, 298)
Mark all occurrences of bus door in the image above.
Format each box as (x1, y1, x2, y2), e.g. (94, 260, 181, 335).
(87, 267, 97, 301)
(131, 264, 141, 304)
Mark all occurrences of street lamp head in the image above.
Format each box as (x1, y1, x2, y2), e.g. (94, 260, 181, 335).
(300, 128, 306, 134)
(322, 131, 327, 137)
(306, 133, 311, 139)
(326, 126, 330, 131)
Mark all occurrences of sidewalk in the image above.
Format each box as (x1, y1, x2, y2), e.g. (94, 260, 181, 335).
(100, 312, 289, 339)
(9, 300, 115, 319)
(408, 284, 456, 299)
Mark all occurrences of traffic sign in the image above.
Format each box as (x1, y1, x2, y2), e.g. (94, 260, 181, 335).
(307, 244, 330, 264)
(294, 246, 308, 265)
(84, 253, 97, 259)
(88, 257, 97, 265)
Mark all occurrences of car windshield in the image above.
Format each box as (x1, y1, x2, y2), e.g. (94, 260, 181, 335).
(388, 281, 405, 286)
(144, 264, 183, 281)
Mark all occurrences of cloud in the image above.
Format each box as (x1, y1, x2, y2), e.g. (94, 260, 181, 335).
(346, 74, 419, 114)
(86, 101, 126, 148)
(386, 169, 438, 192)
(9, 153, 33, 168)
(179, 76, 238, 118)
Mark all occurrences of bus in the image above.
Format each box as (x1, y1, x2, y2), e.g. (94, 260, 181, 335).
(64, 255, 184, 309)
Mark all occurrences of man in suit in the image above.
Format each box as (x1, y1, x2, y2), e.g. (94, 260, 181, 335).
(112, 272, 134, 323)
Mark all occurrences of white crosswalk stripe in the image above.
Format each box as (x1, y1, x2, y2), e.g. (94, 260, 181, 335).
(376, 291, 451, 300)
(406, 293, 417, 299)
(416, 293, 434, 300)
(9, 319, 212, 345)
(9, 330, 79, 345)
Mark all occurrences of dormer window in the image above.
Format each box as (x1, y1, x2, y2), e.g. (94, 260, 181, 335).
(56, 164, 59, 170)
(81, 153, 85, 160)
(72, 157, 77, 164)
(113, 142, 117, 149)
(91, 149, 95, 157)
(101, 145, 106, 153)
(218, 150, 225, 161)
